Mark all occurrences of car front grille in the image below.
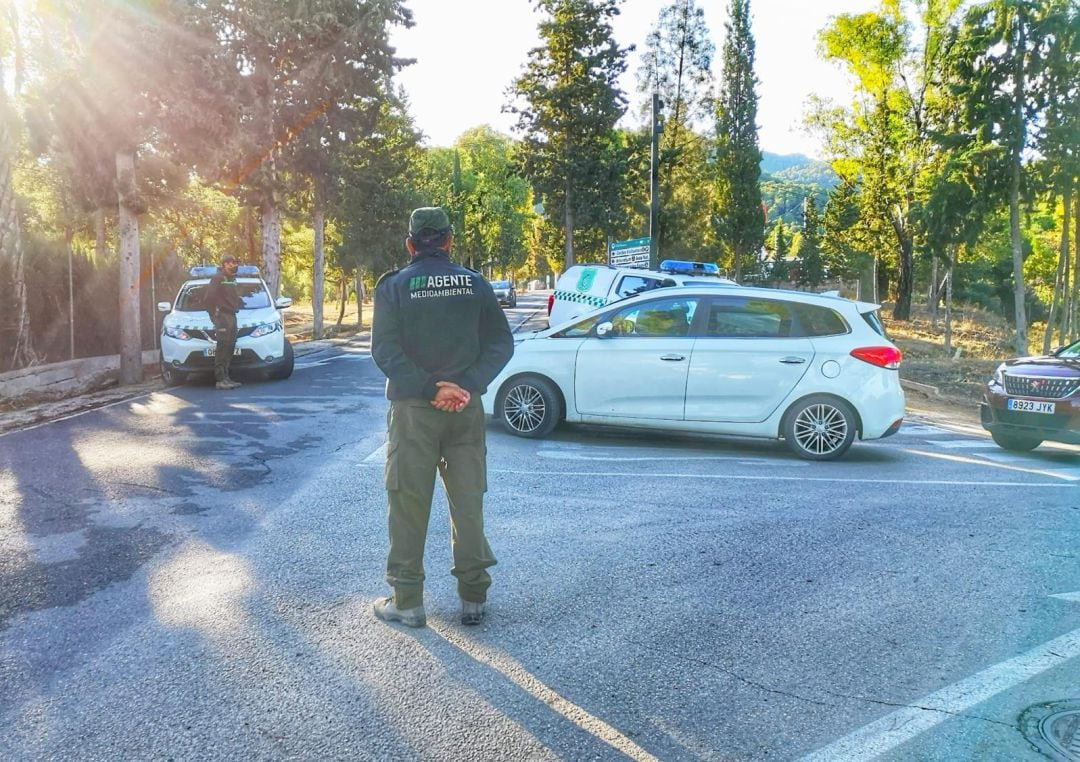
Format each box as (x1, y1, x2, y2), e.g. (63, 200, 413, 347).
(187, 326, 255, 341)
(1003, 374, 1080, 399)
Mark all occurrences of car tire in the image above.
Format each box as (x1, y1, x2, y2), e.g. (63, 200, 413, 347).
(990, 430, 1042, 451)
(782, 395, 857, 461)
(267, 340, 294, 380)
(496, 375, 561, 438)
(160, 362, 187, 387)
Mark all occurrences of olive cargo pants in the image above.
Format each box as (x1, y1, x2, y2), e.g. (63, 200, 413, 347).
(384, 397, 496, 610)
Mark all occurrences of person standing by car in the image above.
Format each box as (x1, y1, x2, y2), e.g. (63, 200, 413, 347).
(371, 206, 514, 628)
(202, 255, 243, 390)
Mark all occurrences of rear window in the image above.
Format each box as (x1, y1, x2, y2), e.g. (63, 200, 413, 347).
(790, 303, 850, 337)
(859, 309, 887, 338)
(614, 275, 671, 298)
(704, 297, 792, 338)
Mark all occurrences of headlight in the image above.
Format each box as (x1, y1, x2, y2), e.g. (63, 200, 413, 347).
(991, 364, 1005, 386)
(250, 320, 282, 338)
(163, 325, 190, 340)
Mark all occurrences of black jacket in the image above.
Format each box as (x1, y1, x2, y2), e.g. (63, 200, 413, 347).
(203, 274, 242, 316)
(372, 251, 514, 401)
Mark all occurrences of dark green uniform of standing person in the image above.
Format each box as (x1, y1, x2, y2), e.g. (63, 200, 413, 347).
(202, 255, 244, 390)
(371, 207, 514, 627)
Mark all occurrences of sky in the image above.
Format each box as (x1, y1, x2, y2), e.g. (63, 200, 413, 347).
(390, 0, 878, 159)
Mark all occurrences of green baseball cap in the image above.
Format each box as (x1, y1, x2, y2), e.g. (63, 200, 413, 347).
(409, 207, 452, 236)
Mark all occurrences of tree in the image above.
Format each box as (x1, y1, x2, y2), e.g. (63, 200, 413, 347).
(637, 0, 715, 258)
(507, 0, 629, 271)
(814, 0, 964, 320)
(769, 221, 790, 286)
(940, 0, 1059, 352)
(797, 196, 825, 289)
(712, 0, 763, 283)
(0, 3, 36, 369)
(286, 0, 411, 338)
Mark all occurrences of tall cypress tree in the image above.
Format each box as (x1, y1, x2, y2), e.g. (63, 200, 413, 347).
(797, 196, 825, 289)
(712, 0, 763, 284)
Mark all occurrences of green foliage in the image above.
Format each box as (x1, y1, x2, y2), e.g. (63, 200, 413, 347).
(507, 0, 629, 269)
(712, 0, 763, 283)
(796, 196, 826, 288)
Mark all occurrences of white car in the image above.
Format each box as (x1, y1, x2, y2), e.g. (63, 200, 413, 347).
(547, 259, 737, 326)
(157, 265, 294, 385)
(483, 285, 905, 460)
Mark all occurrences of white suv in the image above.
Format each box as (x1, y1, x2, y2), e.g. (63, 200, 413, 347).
(485, 284, 904, 460)
(157, 266, 294, 385)
(547, 260, 736, 326)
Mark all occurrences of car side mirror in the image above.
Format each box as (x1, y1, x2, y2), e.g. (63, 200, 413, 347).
(275, 297, 293, 309)
(157, 301, 171, 313)
(596, 321, 613, 338)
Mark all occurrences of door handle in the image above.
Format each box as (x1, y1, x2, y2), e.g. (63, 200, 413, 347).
(660, 354, 686, 361)
(779, 356, 807, 364)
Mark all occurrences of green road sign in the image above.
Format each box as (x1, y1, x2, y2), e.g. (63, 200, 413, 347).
(608, 237, 651, 268)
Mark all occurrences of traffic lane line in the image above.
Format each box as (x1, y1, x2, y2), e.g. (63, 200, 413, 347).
(485, 468, 1074, 489)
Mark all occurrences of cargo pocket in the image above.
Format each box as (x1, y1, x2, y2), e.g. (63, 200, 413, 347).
(384, 442, 400, 491)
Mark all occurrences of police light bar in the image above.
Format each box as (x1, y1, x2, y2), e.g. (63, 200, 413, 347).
(188, 264, 260, 277)
(659, 259, 720, 276)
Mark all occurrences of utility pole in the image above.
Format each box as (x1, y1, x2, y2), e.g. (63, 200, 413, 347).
(649, 93, 663, 269)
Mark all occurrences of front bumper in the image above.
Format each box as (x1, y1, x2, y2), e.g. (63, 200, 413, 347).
(161, 332, 288, 373)
(980, 389, 1080, 444)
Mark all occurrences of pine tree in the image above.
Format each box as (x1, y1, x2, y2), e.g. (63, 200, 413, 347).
(797, 196, 825, 289)
(713, 0, 763, 284)
(638, 0, 715, 258)
(507, 0, 629, 270)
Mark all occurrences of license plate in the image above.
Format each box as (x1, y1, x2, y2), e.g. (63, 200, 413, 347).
(204, 346, 242, 357)
(1007, 398, 1055, 414)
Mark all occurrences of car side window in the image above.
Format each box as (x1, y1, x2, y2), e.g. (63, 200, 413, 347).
(614, 275, 665, 298)
(608, 297, 698, 337)
(704, 297, 792, 338)
(790, 303, 849, 336)
(556, 315, 601, 338)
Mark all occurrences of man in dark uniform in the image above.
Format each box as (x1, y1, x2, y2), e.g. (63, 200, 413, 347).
(202, 255, 244, 390)
(371, 207, 514, 627)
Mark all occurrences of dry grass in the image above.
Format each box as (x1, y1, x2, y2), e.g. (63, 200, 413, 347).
(883, 304, 1014, 405)
(283, 300, 372, 341)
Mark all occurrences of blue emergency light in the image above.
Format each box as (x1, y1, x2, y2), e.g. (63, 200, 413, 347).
(659, 259, 720, 276)
(189, 264, 260, 277)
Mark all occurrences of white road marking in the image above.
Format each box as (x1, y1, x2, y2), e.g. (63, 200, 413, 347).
(536, 451, 790, 465)
(799, 592, 1080, 762)
(294, 354, 371, 370)
(484, 468, 1072, 488)
(362, 443, 387, 464)
(901, 424, 954, 436)
(906, 448, 1080, 482)
(933, 440, 997, 449)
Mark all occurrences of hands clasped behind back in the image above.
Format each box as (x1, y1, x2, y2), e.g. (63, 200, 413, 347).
(431, 380, 471, 412)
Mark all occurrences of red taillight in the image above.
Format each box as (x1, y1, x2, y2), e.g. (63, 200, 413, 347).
(547, 293, 555, 315)
(851, 346, 902, 369)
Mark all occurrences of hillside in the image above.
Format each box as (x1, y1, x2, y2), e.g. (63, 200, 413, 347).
(759, 152, 838, 227)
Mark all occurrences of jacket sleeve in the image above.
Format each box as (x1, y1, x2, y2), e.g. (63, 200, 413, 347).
(453, 283, 514, 393)
(371, 277, 439, 400)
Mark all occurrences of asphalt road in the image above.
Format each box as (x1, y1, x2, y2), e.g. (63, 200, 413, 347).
(1, 291, 1078, 761)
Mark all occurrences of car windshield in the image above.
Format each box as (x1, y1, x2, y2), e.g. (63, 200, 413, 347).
(490, 280, 510, 289)
(1056, 340, 1080, 358)
(176, 281, 270, 311)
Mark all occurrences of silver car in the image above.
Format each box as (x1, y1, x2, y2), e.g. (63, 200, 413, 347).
(490, 280, 516, 308)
